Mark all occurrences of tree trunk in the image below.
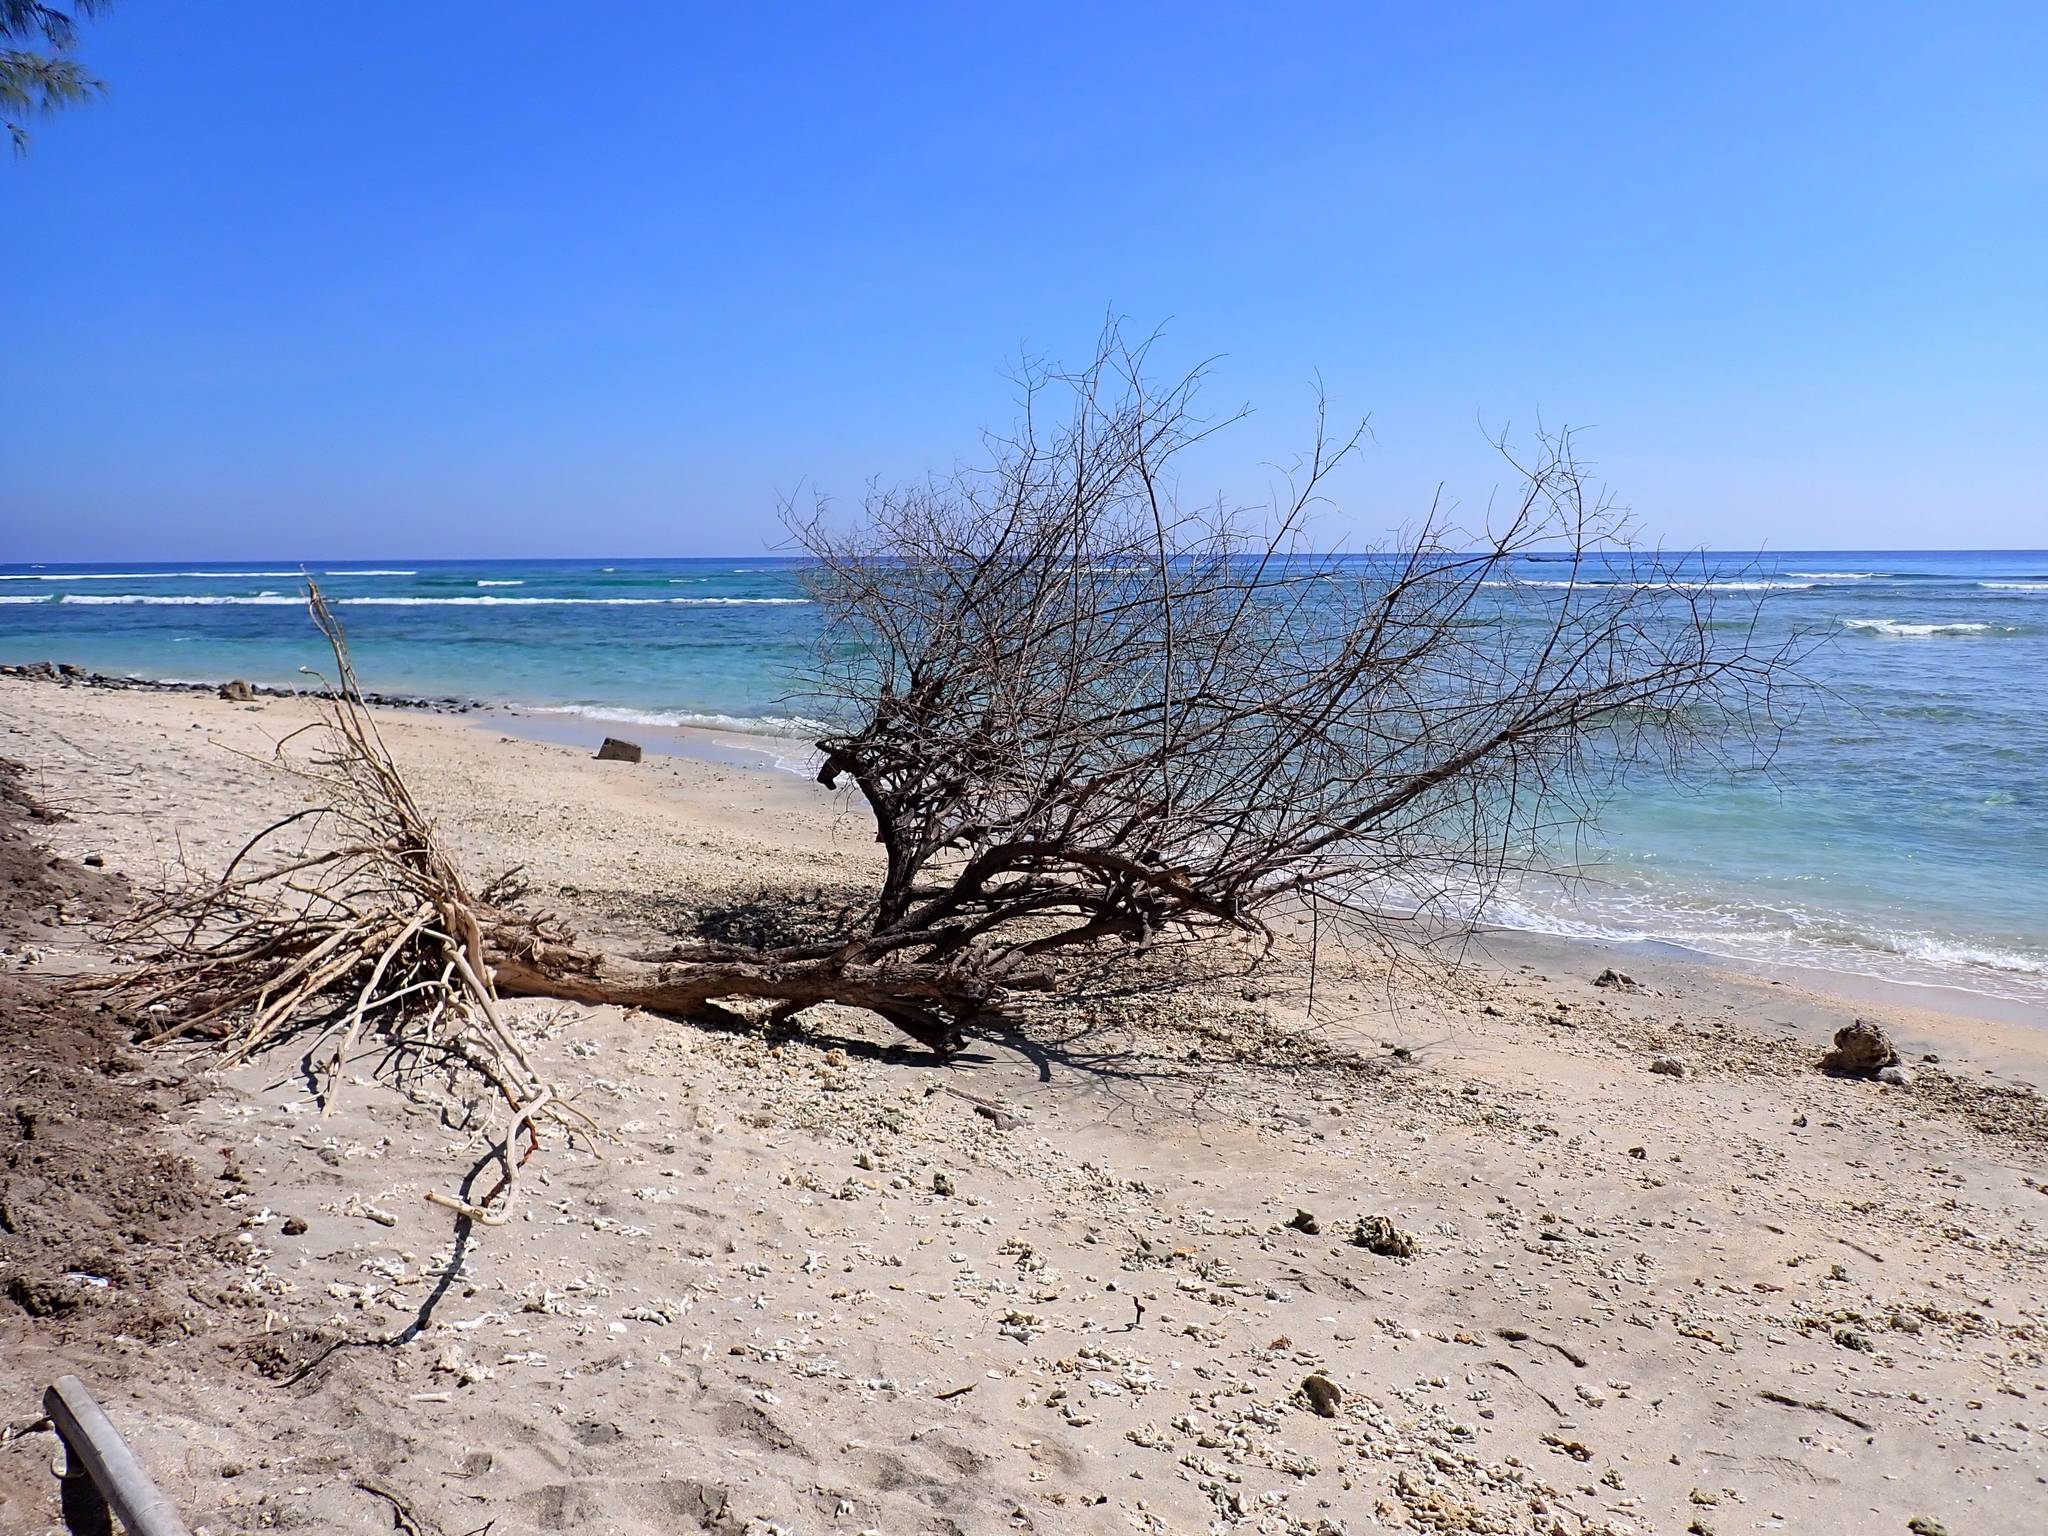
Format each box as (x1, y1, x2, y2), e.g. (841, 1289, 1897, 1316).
(487, 951, 1009, 1054)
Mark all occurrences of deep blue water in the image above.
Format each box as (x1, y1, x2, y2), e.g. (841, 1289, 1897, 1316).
(2, 552, 2043, 1009)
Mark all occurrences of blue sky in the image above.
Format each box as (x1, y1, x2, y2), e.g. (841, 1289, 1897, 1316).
(3, 1, 2042, 558)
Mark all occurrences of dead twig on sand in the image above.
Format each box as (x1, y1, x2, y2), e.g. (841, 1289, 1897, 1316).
(1495, 1326, 1590, 1368)
(1758, 1387, 1874, 1432)
(97, 584, 580, 1227)
(1484, 1359, 1564, 1417)
(354, 1476, 434, 1536)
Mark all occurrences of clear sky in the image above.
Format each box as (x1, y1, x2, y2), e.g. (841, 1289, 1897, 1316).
(3, 1, 2042, 559)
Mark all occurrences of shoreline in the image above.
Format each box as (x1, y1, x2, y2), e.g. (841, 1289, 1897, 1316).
(9, 657, 2046, 1028)
(6, 659, 2042, 1028)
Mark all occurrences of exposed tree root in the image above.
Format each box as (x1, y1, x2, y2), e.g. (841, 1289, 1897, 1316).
(97, 586, 578, 1227)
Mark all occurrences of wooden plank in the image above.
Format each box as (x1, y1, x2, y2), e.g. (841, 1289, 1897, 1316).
(41, 1376, 192, 1536)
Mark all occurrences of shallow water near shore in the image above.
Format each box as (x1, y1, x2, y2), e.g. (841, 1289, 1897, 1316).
(4, 550, 2044, 1010)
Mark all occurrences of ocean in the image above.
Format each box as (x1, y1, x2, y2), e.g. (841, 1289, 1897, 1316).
(2, 552, 2043, 1011)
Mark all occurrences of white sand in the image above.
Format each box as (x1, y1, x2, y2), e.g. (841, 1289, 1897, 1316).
(2, 677, 2043, 1535)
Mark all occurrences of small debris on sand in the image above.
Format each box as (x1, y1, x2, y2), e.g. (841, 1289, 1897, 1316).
(1820, 1018, 1900, 1077)
(1351, 1215, 1416, 1257)
(1300, 1373, 1343, 1417)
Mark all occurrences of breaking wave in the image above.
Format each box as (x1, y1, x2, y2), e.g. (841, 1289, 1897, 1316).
(528, 702, 829, 738)
(1840, 618, 2018, 638)
(0, 570, 300, 581)
(51, 594, 811, 607)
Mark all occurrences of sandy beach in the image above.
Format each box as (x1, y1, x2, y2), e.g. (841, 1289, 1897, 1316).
(2, 673, 2043, 1536)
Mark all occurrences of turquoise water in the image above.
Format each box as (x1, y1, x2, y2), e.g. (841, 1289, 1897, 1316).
(2, 553, 2043, 1010)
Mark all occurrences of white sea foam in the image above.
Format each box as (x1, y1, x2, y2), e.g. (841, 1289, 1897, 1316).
(339, 595, 811, 606)
(1980, 580, 2048, 591)
(1840, 618, 2015, 637)
(348, 596, 659, 606)
(529, 702, 829, 738)
(476, 579, 525, 587)
(320, 569, 416, 576)
(1478, 879, 2048, 1005)
(59, 594, 303, 605)
(50, 594, 811, 607)
(1866, 931, 2048, 976)
(0, 570, 300, 581)
(0, 595, 51, 604)
(1789, 570, 1883, 579)
(1485, 577, 1815, 591)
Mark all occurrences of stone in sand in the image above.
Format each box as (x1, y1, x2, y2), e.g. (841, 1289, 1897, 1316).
(1285, 1208, 1320, 1235)
(1649, 1054, 1688, 1077)
(1593, 967, 1641, 992)
(1352, 1215, 1415, 1257)
(1300, 1374, 1343, 1417)
(973, 1102, 1023, 1131)
(1820, 1018, 1899, 1077)
(218, 678, 256, 702)
(595, 737, 643, 763)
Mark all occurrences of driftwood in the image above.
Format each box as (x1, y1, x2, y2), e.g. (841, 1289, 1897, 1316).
(43, 1374, 191, 1536)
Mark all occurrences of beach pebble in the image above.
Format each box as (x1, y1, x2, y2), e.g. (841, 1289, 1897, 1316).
(218, 678, 256, 702)
(1819, 1018, 1899, 1077)
(1285, 1208, 1321, 1235)
(1593, 968, 1641, 992)
(1300, 1374, 1343, 1417)
(1648, 1055, 1688, 1078)
(1876, 1065, 1914, 1088)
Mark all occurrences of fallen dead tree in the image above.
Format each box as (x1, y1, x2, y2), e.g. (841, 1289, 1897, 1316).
(499, 324, 1807, 1045)
(110, 326, 1806, 1155)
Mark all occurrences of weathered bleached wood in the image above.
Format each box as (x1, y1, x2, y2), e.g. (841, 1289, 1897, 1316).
(41, 1376, 191, 1536)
